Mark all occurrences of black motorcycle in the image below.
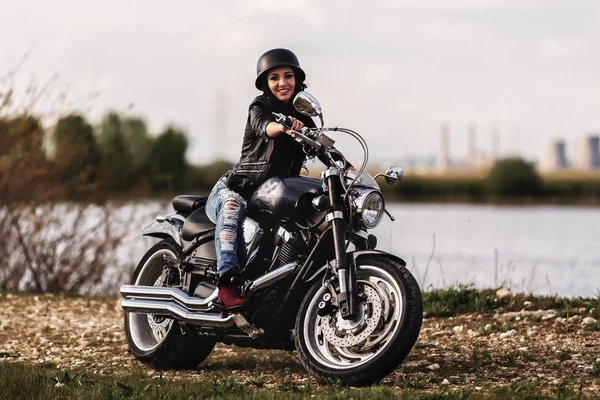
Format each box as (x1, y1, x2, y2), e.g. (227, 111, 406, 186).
(121, 91, 423, 386)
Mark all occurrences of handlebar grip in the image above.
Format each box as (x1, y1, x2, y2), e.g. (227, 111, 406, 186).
(283, 116, 293, 129)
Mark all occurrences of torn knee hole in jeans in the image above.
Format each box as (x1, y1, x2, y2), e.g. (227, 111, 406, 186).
(219, 228, 236, 252)
(224, 200, 240, 214)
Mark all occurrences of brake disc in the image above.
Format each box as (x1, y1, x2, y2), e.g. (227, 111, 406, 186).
(321, 285, 382, 348)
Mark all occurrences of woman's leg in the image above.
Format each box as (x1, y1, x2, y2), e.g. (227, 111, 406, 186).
(206, 180, 247, 276)
(205, 181, 247, 308)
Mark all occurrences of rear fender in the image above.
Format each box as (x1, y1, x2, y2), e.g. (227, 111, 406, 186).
(141, 214, 185, 246)
(305, 249, 407, 283)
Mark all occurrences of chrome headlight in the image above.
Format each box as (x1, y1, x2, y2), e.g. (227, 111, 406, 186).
(351, 190, 385, 229)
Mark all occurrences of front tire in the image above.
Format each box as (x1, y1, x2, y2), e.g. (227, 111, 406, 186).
(295, 255, 423, 386)
(124, 238, 216, 369)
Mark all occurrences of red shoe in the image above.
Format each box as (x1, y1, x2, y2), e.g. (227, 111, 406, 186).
(217, 268, 247, 310)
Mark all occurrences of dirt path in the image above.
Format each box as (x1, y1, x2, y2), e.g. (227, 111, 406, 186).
(1, 293, 599, 396)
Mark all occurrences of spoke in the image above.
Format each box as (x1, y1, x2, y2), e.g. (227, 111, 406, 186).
(335, 345, 373, 363)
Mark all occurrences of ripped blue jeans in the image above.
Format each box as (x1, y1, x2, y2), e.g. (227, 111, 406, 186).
(205, 178, 247, 277)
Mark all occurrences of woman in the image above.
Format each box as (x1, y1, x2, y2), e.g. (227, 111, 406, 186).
(205, 48, 316, 309)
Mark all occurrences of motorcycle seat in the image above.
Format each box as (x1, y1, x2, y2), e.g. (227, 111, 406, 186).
(173, 195, 208, 214)
(181, 206, 216, 241)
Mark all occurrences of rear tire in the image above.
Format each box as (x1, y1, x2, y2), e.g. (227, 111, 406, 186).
(295, 255, 422, 386)
(123, 238, 216, 369)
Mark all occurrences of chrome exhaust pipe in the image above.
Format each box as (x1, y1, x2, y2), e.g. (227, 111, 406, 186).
(246, 262, 298, 298)
(121, 296, 263, 337)
(121, 298, 236, 327)
(120, 285, 217, 310)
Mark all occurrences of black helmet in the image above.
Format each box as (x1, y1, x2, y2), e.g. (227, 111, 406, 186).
(255, 48, 306, 90)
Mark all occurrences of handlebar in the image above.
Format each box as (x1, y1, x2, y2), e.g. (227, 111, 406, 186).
(272, 112, 337, 154)
(272, 112, 322, 150)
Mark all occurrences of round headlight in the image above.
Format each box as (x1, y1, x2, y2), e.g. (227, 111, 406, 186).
(353, 190, 385, 229)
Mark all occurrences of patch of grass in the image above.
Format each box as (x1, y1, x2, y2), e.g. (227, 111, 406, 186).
(553, 382, 585, 399)
(447, 343, 462, 353)
(423, 284, 507, 317)
(423, 286, 600, 319)
(400, 375, 432, 389)
(249, 371, 266, 388)
(415, 341, 438, 350)
(584, 322, 600, 332)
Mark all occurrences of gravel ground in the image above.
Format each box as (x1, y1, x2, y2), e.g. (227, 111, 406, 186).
(1, 293, 599, 396)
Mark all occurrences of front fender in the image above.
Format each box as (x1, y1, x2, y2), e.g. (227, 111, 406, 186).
(141, 215, 185, 246)
(305, 249, 407, 283)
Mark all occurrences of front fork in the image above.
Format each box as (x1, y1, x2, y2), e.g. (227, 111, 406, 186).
(326, 171, 357, 320)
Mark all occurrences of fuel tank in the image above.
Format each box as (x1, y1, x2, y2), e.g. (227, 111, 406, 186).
(248, 176, 323, 222)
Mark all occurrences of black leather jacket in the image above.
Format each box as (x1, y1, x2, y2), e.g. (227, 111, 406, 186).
(224, 95, 317, 199)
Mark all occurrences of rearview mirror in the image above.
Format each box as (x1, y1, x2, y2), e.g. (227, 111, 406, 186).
(374, 166, 404, 186)
(384, 166, 404, 185)
(293, 91, 324, 126)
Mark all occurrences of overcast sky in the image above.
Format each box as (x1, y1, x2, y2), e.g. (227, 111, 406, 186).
(2, 0, 599, 166)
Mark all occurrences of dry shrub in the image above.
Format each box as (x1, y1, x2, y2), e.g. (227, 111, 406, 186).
(0, 65, 126, 294)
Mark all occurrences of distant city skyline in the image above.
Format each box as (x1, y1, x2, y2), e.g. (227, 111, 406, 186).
(2, 0, 599, 166)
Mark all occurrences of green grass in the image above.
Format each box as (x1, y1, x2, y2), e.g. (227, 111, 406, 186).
(422, 285, 507, 317)
(3, 361, 595, 400)
(422, 285, 600, 318)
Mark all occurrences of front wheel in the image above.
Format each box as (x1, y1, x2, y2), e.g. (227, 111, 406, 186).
(295, 255, 423, 386)
(124, 238, 216, 369)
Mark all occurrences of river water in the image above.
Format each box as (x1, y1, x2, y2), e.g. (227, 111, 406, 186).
(118, 202, 600, 298)
(373, 203, 600, 297)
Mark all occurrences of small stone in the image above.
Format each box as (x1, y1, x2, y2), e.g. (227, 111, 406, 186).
(581, 317, 598, 325)
(571, 354, 582, 360)
(427, 363, 440, 371)
(452, 325, 464, 333)
(432, 331, 451, 338)
(542, 311, 557, 320)
(500, 329, 518, 339)
(518, 347, 529, 352)
(467, 330, 481, 338)
(475, 387, 482, 391)
(496, 288, 512, 300)
(595, 358, 600, 364)
(526, 330, 537, 337)
(441, 379, 450, 385)
(523, 301, 533, 308)
(568, 315, 582, 324)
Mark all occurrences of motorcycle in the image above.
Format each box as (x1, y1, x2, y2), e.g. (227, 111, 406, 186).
(121, 91, 423, 386)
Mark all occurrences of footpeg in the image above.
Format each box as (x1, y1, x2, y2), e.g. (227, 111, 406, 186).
(208, 301, 226, 313)
(232, 313, 264, 339)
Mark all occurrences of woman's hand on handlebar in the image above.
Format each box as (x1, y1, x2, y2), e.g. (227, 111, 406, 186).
(282, 116, 304, 137)
(266, 116, 304, 138)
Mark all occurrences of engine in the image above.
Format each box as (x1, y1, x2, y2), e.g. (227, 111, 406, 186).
(274, 226, 309, 268)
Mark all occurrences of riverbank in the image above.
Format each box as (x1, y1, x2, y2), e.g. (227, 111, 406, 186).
(1, 290, 599, 399)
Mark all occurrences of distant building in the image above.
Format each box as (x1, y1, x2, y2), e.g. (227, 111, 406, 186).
(539, 139, 569, 171)
(573, 134, 600, 171)
(437, 123, 449, 172)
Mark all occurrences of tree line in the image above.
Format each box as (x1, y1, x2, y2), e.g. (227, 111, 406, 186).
(0, 111, 233, 204)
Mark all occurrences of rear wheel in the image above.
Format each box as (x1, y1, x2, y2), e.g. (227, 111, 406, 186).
(123, 239, 216, 369)
(295, 255, 422, 386)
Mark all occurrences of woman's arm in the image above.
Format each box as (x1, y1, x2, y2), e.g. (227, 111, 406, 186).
(265, 117, 304, 138)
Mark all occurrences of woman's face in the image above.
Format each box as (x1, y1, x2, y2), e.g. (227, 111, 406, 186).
(267, 67, 295, 101)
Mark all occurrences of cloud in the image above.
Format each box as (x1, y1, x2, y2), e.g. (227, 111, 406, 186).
(538, 36, 588, 60)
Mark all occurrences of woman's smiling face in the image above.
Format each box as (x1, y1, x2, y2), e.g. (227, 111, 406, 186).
(267, 67, 295, 101)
